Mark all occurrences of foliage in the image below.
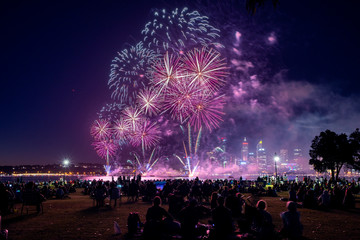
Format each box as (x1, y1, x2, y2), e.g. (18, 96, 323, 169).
(349, 128, 360, 170)
(309, 129, 354, 180)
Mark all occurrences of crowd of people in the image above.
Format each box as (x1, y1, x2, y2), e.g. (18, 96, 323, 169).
(0, 175, 359, 239)
(78, 175, 359, 239)
(0, 179, 77, 215)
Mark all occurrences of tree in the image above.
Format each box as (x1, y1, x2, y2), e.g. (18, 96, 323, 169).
(349, 128, 360, 170)
(309, 130, 353, 181)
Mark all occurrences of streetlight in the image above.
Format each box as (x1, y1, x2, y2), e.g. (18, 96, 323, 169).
(274, 153, 280, 181)
(63, 159, 70, 183)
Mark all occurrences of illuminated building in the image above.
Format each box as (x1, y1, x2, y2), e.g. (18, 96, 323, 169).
(293, 148, 302, 163)
(248, 152, 255, 163)
(293, 148, 303, 171)
(241, 137, 249, 163)
(280, 149, 289, 163)
(256, 140, 267, 172)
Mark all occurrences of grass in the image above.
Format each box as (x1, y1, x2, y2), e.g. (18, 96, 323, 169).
(3, 190, 360, 240)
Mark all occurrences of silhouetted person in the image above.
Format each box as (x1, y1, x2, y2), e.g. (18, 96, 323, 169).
(109, 182, 120, 207)
(212, 196, 233, 240)
(178, 199, 209, 239)
(252, 200, 274, 240)
(210, 192, 218, 209)
(0, 183, 10, 215)
(144, 196, 175, 239)
(280, 201, 303, 240)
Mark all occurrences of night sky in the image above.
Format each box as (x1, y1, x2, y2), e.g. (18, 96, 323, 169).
(1, 0, 360, 166)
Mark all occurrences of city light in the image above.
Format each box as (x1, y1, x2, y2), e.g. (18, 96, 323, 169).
(63, 159, 70, 166)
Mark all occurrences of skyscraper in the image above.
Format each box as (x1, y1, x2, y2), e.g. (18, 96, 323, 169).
(256, 140, 267, 172)
(293, 148, 302, 163)
(242, 137, 249, 163)
(280, 149, 289, 163)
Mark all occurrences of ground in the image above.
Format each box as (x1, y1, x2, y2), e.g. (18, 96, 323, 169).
(3, 190, 360, 240)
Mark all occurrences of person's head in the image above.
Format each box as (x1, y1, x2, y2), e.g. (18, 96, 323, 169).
(189, 198, 197, 207)
(217, 196, 225, 206)
(211, 192, 218, 200)
(236, 192, 242, 199)
(256, 200, 267, 210)
(153, 196, 161, 206)
(286, 201, 297, 212)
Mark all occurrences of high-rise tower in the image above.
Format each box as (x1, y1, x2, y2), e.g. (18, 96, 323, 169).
(242, 137, 249, 163)
(256, 140, 267, 172)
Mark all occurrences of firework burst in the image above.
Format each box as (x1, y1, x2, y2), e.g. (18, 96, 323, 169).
(181, 47, 228, 93)
(90, 119, 113, 141)
(149, 52, 184, 94)
(98, 102, 125, 121)
(137, 87, 161, 116)
(92, 140, 118, 159)
(109, 42, 158, 105)
(122, 106, 143, 131)
(188, 94, 226, 131)
(130, 119, 161, 150)
(142, 7, 223, 54)
(113, 118, 130, 141)
(162, 76, 202, 123)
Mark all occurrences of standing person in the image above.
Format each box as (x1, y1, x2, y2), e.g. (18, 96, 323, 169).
(128, 179, 139, 202)
(280, 201, 303, 240)
(109, 182, 120, 207)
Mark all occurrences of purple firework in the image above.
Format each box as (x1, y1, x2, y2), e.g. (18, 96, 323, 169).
(149, 52, 183, 94)
(181, 47, 228, 93)
(92, 140, 118, 159)
(137, 87, 162, 116)
(90, 119, 112, 141)
(129, 119, 161, 150)
(162, 76, 202, 123)
(122, 106, 143, 131)
(113, 118, 130, 141)
(188, 94, 226, 131)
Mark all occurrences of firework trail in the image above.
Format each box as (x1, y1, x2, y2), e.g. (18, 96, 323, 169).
(142, 7, 223, 55)
(90, 119, 113, 141)
(173, 154, 186, 167)
(130, 148, 161, 174)
(194, 126, 202, 155)
(109, 42, 159, 105)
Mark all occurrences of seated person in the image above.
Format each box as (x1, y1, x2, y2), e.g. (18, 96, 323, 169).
(212, 196, 233, 240)
(178, 199, 209, 239)
(144, 196, 177, 239)
(252, 200, 274, 240)
(280, 201, 303, 240)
